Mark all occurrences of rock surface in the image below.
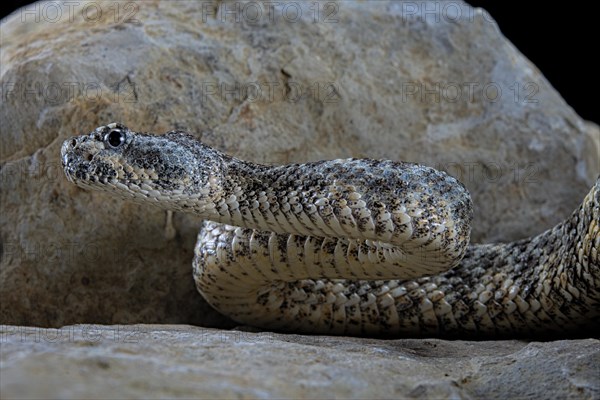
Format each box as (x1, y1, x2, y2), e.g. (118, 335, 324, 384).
(1, 0, 598, 328)
(1, 325, 599, 399)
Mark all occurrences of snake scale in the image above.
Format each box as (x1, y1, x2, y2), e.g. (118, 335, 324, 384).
(61, 123, 600, 338)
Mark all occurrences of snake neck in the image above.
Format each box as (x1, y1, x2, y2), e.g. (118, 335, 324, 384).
(198, 154, 474, 270)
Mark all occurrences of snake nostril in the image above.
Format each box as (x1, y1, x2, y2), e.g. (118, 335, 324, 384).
(71, 138, 77, 147)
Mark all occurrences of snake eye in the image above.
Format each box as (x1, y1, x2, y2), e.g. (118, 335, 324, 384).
(105, 129, 126, 148)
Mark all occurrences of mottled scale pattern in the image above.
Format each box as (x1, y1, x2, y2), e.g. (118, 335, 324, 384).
(61, 123, 600, 337)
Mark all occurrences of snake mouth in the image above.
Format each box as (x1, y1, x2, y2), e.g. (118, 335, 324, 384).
(61, 140, 89, 184)
(61, 133, 108, 186)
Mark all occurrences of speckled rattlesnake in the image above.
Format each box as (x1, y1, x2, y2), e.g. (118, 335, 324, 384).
(61, 123, 599, 337)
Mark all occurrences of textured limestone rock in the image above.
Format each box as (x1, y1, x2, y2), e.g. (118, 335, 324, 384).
(1, 0, 598, 327)
(1, 325, 598, 399)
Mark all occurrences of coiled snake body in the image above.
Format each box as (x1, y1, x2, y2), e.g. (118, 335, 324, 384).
(62, 123, 600, 337)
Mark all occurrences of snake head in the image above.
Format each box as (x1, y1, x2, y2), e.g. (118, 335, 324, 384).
(61, 123, 225, 214)
(62, 122, 128, 186)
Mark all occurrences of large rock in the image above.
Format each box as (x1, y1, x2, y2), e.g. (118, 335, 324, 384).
(1, 0, 598, 327)
(1, 325, 598, 399)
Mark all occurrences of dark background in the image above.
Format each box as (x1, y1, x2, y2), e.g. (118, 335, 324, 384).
(1, 1, 597, 124)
